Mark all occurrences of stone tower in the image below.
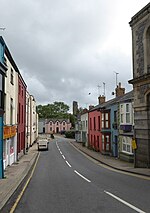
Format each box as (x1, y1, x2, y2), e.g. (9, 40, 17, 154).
(73, 101, 78, 116)
(129, 3, 150, 168)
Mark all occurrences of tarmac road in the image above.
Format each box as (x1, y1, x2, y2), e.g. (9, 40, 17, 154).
(13, 137, 150, 213)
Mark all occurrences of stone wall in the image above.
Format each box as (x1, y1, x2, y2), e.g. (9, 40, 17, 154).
(129, 3, 150, 168)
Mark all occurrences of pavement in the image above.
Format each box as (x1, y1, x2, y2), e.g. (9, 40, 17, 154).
(0, 137, 150, 211)
(0, 142, 39, 211)
(70, 140, 150, 177)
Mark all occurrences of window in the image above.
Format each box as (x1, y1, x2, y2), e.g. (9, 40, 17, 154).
(86, 120, 88, 128)
(90, 118, 92, 130)
(126, 104, 130, 123)
(120, 104, 124, 124)
(63, 121, 65, 125)
(121, 114, 123, 123)
(94, 117, 96, 130)
(122, 136, 133, 154)
(10, 68, 14, 85)
(57, 121, 59, 125)
(102, 134, 110, 151)
(105, 113, 109, 128)
(19, 103, 21, 123)
(102, 113, 104, 128)
(114, 111, 117, 123)
(97, 136, 99, 149)
(98, 116, 100, 130)
(101, 112, 110, 129)
(50, 121, 52, 126)
(10, 98, 13, 125)
(50, 127, 52, 131)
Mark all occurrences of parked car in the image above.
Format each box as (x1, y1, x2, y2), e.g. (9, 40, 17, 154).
(37, 139, 49, 151)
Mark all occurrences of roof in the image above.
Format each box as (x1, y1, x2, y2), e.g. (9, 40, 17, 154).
(89, 90, 134, 112)
(45, 118, 70, 124)
(0, 36, 27, 88)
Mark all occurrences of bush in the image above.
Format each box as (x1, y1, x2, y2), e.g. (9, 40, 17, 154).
(65, 131, 75, 139)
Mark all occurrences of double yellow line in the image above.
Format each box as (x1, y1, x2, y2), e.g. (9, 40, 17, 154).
(10, 152, 40, 213)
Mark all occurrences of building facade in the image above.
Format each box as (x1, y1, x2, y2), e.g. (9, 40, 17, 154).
(118, 91, 134, 162)
(29, 95, 37, 147)
(45, 119, 72, 134)
(129, 3, 150, 167)
(17, 75, 27, 159)
(88, 107, 101, 152)
(80, 110, 88, 147)
(3, 44, 18, 169)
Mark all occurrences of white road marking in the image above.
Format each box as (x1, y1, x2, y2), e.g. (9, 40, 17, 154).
(104, 190, 146, 213)
(66, 161, 72, 167)
(60, 151, 62, 155)
(62, 155, 65, 159)
(74, 170, 91, 183)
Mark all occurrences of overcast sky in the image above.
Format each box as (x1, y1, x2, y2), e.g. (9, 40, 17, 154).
(0, 0, 149, 111)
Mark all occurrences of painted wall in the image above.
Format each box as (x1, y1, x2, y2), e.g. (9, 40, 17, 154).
(45, 119, 71, 134)
(30, 95, 37, 146)
(17, 76, 26, 159)
(110, 104, 119, 157)
(88, 110, 101, 151)
(81, 112, 88, 147)
(3, 53, 18, 168)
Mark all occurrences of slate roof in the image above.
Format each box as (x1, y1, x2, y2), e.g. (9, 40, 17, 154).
(89, 90, 134, 112)
(45, 118, 70, 124)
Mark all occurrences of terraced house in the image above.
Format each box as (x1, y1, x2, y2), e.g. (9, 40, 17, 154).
(0, 36, 38, 178)
(83, 83, 134, 162)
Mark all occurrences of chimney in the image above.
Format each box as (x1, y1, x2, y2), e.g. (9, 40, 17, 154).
(98, 95, 106, 105)
(115, 82, 125, 97)
(89, 105, 94, 110)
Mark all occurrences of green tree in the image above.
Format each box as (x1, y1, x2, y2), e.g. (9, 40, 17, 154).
(36, 102, 70, 119)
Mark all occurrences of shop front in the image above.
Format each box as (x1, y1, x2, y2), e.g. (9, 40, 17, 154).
(3, 126, 17, 169)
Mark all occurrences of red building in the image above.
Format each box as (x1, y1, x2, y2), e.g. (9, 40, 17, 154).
(17, 75, 27, 159)
(88, 107, 101, 151)
(88, 96, 111, 154)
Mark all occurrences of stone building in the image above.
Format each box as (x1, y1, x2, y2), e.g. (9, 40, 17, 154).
(129, 3, 150, 168)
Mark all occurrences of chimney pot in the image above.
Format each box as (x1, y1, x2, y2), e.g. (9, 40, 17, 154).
(98, 95, 106, 104)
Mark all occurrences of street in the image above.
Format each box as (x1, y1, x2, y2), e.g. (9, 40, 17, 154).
(13, 137, 149, 213)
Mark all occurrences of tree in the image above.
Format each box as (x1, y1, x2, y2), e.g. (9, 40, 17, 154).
(36, 102, 70, 119)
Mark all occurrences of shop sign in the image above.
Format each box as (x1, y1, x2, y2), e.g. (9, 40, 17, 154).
(3, 126, 16, 139)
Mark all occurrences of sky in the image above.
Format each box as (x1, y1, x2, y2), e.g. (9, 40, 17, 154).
(0, 0, 150, 112)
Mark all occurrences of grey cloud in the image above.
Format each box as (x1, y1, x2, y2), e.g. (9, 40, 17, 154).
(1, 0, 148, 110)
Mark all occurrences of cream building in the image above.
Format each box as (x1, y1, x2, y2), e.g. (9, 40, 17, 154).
(29, 95, 38, 146)
(3, 52, 18, 169)
(25, 91, 31, 152)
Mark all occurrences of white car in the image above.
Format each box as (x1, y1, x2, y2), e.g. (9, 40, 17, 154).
(37, 139, 49, 151)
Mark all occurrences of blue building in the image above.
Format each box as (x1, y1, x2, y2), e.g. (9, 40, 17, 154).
(0, 37, 7, 178)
